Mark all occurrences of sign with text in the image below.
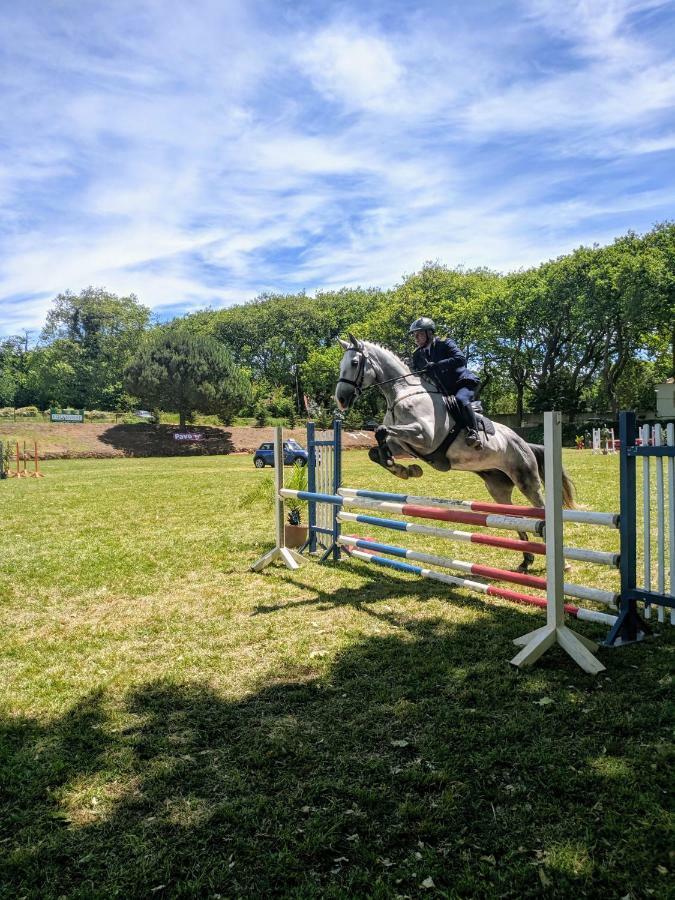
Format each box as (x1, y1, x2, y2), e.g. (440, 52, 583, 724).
(174, 432, 204, 441)
(50, 409, 85, 423)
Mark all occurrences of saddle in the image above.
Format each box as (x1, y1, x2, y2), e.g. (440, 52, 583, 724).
(444, 394, 495, 439)
(411, 394, 495, 468)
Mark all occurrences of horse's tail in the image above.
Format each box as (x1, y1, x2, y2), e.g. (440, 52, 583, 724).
(528, 443, 577, 509)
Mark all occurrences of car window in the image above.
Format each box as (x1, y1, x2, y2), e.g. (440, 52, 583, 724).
(260, 443, 272, 451)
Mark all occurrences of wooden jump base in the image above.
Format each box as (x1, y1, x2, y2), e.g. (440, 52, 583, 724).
(7, 441, 44, 479)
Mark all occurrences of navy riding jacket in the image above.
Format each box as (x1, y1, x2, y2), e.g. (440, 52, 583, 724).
(412, 337, 479, 395)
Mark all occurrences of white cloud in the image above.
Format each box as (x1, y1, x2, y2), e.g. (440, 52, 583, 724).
(0, 0, 673, 338)
(296, 27, 403, 111)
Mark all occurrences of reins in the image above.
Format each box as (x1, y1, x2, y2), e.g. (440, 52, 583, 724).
(338, 344, 442, 423)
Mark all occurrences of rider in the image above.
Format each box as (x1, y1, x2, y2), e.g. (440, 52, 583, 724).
(409, 316, 482, 448)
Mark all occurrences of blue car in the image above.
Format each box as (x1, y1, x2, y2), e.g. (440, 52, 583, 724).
(253, 439, 308, 468)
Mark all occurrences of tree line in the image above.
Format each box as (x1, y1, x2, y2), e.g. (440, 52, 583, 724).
(1, 223, 673, 426)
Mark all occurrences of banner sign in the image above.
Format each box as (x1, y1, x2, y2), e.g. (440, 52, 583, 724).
(50, 409, 85, 423)
(174, 432, 204, 441)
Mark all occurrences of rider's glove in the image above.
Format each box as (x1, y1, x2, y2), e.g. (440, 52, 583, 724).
(424, 361, 437, 372)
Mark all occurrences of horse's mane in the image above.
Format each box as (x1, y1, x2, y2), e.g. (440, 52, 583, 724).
(361, 340, 411, 372)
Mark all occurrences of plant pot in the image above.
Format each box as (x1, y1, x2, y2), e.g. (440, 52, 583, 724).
(284, 524, 308, 548)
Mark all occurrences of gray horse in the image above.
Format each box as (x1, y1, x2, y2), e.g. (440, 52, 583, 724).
(335, 335, 575, 573)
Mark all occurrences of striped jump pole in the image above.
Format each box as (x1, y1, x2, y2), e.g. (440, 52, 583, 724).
(279, 489, 547, 536)
(337, 510, 620, 568)
(338, 487, 620, 529)
(340, 541, 616, 628)
(337, 534, 618, 606)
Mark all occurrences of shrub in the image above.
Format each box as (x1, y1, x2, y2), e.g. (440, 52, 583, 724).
(255, 404, 269, 427)
(87, 410, 109, 421)
(15, 406, 40, 418)
(0, 407, 14, 418)
(315, 407, 333, 429)
(343, 408, 364, 430)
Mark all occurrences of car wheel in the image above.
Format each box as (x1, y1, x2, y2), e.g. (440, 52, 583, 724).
(254, 458, 265, 468)
(294, 457, 306, 466)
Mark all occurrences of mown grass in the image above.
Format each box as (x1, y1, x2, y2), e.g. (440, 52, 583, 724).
(0, 451, 672, 898)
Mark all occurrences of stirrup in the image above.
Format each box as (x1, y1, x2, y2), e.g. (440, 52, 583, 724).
(465, 429, 482, 448)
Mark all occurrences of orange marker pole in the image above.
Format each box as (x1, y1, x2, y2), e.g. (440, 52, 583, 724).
(10, 442, 21, 477)
(31, 442, 44, 478)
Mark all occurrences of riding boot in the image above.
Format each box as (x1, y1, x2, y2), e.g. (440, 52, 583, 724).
(462, 402, 482, 448)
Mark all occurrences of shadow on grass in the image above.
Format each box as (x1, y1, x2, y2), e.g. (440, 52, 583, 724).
(1, 616, 672, 898)
(98, 424, 235, 457)
(252, 560, 558, 647)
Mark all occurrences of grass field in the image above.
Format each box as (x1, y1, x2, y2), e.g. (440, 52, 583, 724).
(1, 451, 672, 898)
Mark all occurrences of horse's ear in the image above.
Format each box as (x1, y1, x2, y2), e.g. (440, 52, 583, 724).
(337, 337, 350, 350)
(347, 332, 360, 347)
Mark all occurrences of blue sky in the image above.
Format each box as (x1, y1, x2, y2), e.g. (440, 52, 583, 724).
(1, 0, 674, 338)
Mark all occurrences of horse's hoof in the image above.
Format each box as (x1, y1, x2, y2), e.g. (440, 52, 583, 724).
(407, 465, 423, 478)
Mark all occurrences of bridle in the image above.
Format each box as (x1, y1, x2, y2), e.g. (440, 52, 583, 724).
(336, 346, 369, 403)
(337, 344, 431, 412)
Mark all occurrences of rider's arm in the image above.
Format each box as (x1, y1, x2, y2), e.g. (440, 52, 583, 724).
(431, 338, 466, 371)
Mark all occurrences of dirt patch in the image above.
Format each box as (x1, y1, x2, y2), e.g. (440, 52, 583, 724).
(0, 422, 376, 460)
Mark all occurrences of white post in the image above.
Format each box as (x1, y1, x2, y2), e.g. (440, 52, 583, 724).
(641, 424, 652, 618)
(668, 423, 675, 625)
(250, 426, 305, 572)
(655, 424, 665, 623)
(592, 428, 601, 454)
(511, 412, 606, 674)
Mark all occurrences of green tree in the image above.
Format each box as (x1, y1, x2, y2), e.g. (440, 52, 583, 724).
(0, 369, 16, 406)
(186, 288, 385, 412)
(124, 327, 252, 428)
(40, 287, 150, 409)
(0, 336, 35, 407)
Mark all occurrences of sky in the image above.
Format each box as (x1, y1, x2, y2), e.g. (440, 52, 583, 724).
(1, 0, 674, 339)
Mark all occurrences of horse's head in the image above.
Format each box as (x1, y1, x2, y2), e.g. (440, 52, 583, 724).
(335, 334, 377, 411)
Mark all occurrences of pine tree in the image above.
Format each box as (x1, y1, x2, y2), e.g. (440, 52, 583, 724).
(125, 327, 251, 427)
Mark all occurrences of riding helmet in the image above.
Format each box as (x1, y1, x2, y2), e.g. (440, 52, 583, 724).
(409, 316, 436, 334)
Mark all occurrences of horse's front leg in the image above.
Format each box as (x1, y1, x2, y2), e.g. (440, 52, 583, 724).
(372, 424, 426, 479)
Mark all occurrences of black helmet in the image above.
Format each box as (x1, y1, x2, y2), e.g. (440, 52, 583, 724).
(409, 316, 435, 334)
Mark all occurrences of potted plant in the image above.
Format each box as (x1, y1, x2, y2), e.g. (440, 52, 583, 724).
(238, 461, 309, 548)
(283, 462, 309, 548)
